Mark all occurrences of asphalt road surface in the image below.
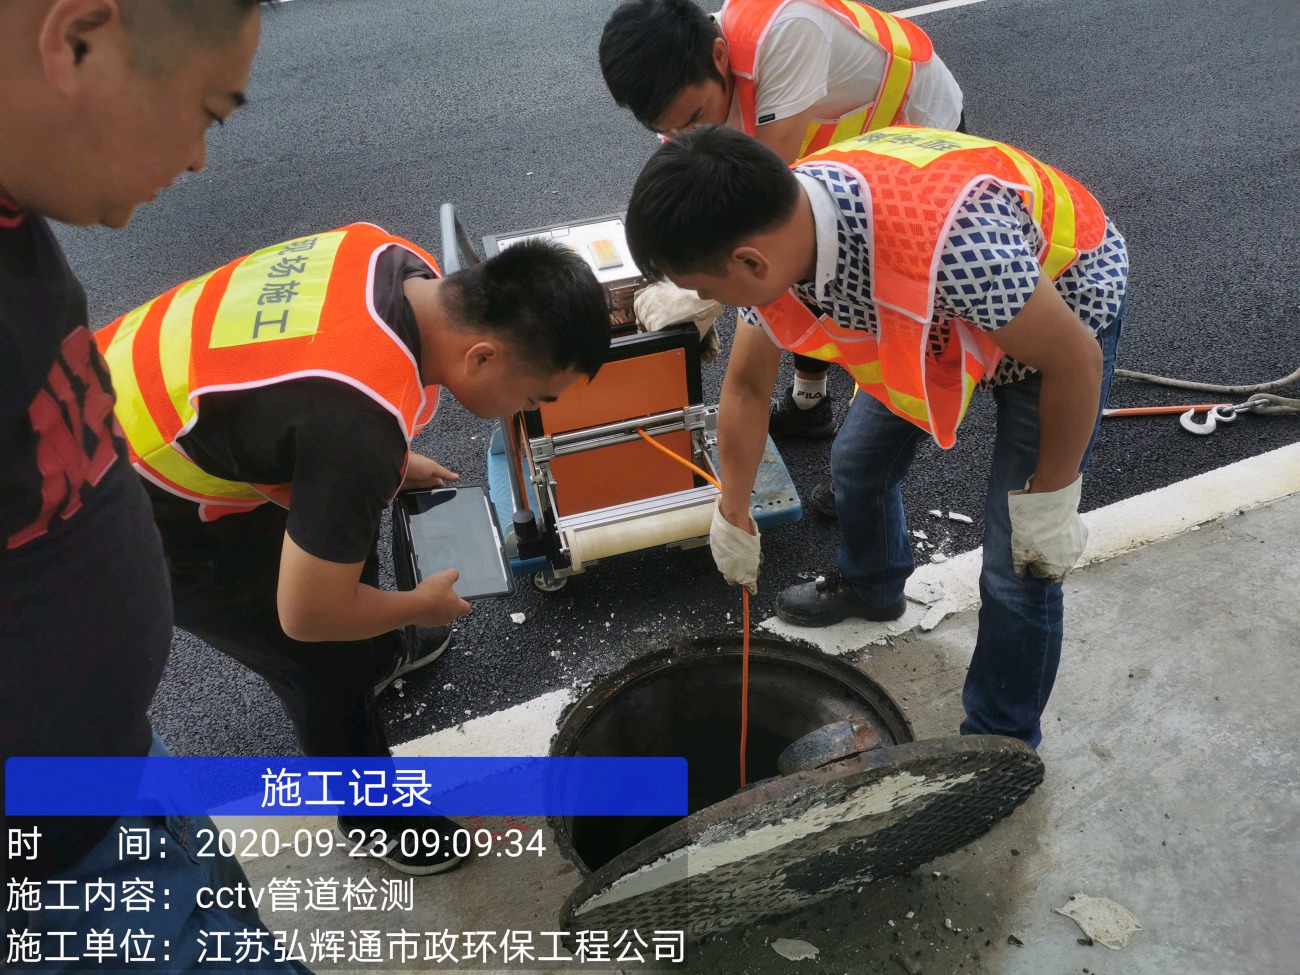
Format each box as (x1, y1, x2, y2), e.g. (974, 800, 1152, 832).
(58, 0, 1298, 758)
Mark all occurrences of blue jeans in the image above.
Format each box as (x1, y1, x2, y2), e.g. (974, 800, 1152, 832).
(5, 734, 311, 973)
(831, 313, 1123, 746)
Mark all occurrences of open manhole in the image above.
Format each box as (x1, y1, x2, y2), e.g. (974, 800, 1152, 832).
(550, 636, 1043, 941)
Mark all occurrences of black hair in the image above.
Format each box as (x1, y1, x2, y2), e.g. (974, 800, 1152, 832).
(626, 125, 801, 280)
(123, 0, 269, 70)
(443, 239, 610, 380)
(599, 0, 724, 129)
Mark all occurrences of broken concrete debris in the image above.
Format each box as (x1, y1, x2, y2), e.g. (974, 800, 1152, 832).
(770, 938, 819, 961)
(927, 509, 973, 524)
(1054, 892, 1143, 950)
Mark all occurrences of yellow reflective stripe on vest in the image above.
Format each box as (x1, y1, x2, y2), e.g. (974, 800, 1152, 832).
(103, 298, 264, 502)
(850, 4, 914, 129)
(800, 108, 871, 157)
(956, 368, 978, 427)
(995, 144, 1048, 230)
(843, 358, 884, 388)
(101, 303, 154, 456)
(158, 272, 212, 431)
(798, 5, 917, 155)
(798, 340, 845, 361)
(886, 385, 930, 424)
(996, 145, 1078, 280)
(208, 230, 347, 350)
(1038, 162, 1078, 279)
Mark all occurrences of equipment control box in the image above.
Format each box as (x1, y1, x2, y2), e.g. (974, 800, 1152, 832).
(484, 214, 646, 330)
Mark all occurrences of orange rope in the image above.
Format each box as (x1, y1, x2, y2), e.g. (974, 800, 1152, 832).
(636, 428, 751, 787)
(740, 588, 750, 786)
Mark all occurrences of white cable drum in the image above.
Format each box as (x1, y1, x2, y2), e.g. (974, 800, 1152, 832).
(564, 502, 715, 569)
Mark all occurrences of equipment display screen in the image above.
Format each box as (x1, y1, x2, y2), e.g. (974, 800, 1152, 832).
(399, 487, 514, 600)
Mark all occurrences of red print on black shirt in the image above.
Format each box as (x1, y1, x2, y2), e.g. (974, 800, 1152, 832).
(7, 325, 122, 550)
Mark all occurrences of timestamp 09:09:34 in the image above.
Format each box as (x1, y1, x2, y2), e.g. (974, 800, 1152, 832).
(194, 826, 548, 861)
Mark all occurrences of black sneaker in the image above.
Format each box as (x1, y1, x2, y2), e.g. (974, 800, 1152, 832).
(373, 625, 452, 697)
(768, 388, 836, 440)
(336, 814, 467, 876)
(775, 571, 906, 627)
(808, 478, 838, 520)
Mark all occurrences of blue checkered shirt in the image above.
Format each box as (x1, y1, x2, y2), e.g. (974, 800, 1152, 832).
(742, 163, 1128, 388)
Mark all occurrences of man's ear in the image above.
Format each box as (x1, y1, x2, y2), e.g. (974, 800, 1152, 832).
(464, 340, 499, 375)
(732, 245, 772, 280)
(38, 0, 120, 95)
(712, 35, 730, 77)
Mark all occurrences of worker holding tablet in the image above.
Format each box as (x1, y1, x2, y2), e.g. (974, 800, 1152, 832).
(95, 225, 609, 873)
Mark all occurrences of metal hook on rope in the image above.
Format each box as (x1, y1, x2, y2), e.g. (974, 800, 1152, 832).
(1178, 398, 1261, 435)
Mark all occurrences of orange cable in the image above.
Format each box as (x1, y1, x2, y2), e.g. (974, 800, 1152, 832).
(636, 427, 751, 787)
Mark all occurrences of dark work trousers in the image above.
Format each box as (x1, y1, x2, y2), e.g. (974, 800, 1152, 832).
(157, 502, 402, 758)
(792, 111, 971, 379)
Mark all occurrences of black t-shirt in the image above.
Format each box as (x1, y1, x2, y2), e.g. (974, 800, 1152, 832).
(0, 195, 173, 882)
(147, 245, 435, 564)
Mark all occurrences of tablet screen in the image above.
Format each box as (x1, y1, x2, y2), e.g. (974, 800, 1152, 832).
(400, 487, 514, 600)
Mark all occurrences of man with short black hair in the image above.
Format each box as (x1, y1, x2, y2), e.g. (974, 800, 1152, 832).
(95, 228, 610, 874)
(626, 126, 1128, 748)
(0, 1, 314, 969)
(602, 0, 964, 446)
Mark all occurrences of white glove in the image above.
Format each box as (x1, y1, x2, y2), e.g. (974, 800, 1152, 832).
(634, 281, 722, 345)
(710, 501, 761, 595)
(1007, 475, 1088, 581)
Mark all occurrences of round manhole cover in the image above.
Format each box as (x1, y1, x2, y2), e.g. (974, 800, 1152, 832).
(563, 735, 1042, 940)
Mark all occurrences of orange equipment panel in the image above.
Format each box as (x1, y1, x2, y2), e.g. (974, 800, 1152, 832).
(537, 349, 690, 434)
(534, 347, 700, 517)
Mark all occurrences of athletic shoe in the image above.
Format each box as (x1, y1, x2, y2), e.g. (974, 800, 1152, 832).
(768, 388, 836, 439)
(808, 478, 838, 519)
(373, 625, 452, 696)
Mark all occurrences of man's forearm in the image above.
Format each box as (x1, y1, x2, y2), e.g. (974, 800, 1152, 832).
(280, 580, 420, 643)
(716, 387, 770, 527)
(1033, 360, 1102, 493)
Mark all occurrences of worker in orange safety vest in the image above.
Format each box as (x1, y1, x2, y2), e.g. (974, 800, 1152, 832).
(625, 125, 1128, 747)
(95, 224, 610, 872)
(601, 0, 965, 448)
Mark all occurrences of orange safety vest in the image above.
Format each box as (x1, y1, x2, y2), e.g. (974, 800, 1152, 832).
(721, 0, 935, 156)
(751, 127, 1109, 448)
(96, 223, 440, 520)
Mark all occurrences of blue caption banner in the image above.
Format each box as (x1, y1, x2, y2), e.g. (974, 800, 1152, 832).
(4, 757, 687, 817)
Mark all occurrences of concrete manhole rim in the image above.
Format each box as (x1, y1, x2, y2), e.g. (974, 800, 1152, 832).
(547, 636, 916, 872)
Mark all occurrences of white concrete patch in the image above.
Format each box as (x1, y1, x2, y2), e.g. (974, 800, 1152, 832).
(761, 547, 984, 654)
(575, 770, 975, 913)
(392, 687, 571, 758)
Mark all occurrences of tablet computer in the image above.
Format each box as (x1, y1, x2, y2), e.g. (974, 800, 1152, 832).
(394, 486, 515, 600)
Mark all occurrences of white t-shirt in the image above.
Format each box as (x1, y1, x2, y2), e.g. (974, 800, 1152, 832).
(721, 1, 964, 131)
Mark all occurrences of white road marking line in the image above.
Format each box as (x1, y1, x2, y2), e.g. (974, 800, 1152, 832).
(395, 442, 1300, 755)
(394, 688, 572, 758)
(896, 0, 996, 17)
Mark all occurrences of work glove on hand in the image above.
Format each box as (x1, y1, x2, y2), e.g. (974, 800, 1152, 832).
(710, 501, 761, 595)
(1007, 475, 1088, 581)
(634, 281, 723, 364)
